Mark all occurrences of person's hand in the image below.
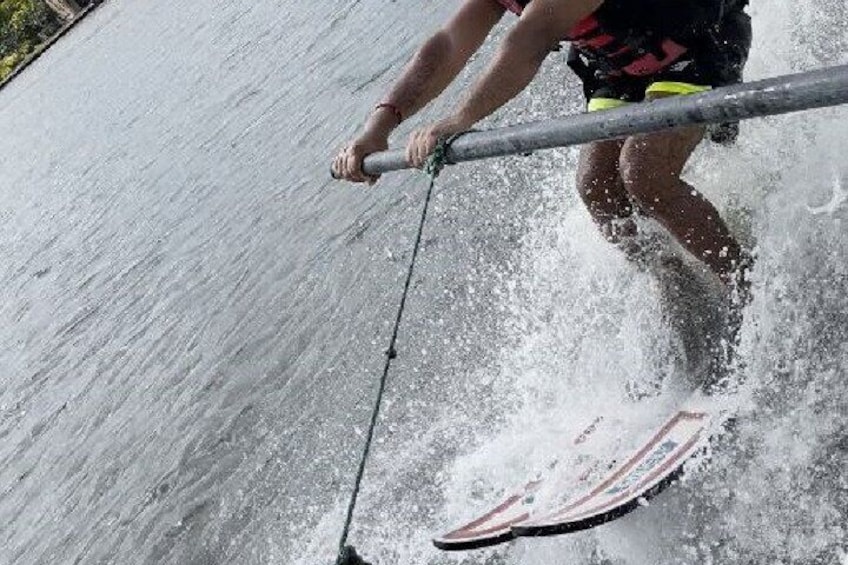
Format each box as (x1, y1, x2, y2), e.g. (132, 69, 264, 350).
(405, 115, 471, 169)
(332, 131, 388, 184)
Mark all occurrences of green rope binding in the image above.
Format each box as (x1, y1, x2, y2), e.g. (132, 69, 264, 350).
(424, 137, 452, 178)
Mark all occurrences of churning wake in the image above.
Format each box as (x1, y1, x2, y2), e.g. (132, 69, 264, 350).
(304, 1, 848, 564)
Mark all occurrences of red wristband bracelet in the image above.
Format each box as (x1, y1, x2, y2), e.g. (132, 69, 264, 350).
(375, 103, 403, 125)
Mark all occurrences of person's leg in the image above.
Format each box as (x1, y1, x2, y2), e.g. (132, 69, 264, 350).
(618, 93, 746, 288)
(576, 138, 633, 242)
(618, 3, 754, 287)
(574, 89, 644, 246)
(617, 99, 747, 387)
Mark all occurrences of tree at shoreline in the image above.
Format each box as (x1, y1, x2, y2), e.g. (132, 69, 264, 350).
(0, 0, 63, 81)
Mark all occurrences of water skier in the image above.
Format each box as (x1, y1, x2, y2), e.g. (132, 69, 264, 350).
(332, 0, 753, 297)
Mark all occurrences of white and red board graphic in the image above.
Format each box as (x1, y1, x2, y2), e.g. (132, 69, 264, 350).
(433, 415, 605, 551)
(513, 410, 709, 537)
(432, 479, 542, 550)
(434, 407, 711, 550)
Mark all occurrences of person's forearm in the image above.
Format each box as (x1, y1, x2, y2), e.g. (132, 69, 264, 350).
(449, 0, 602, 128)
(451, 28, 555, 127)
(366, 31, 469, 137)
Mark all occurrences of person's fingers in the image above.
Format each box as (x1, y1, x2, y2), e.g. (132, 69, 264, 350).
(405, 131, 419, 167)
(338, 148, 349, 179)
(336, 146, 349, 179)
(333, 136, 386, 184)
(332, 150, 346, 179)
(342, 149, 356, 181)
(414, 131, 426, 168)
(405, 125, 451, 169)
(349, 146, 374, 183)
(409, 134, 420, 168)
(412, 130, 427, 168)
(414, 130, 435, 168)
(344, 152, 363, 183)
(424, 130, 437, 165)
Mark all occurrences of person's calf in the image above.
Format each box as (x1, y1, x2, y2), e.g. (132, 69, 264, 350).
(619, 127, 744, 278)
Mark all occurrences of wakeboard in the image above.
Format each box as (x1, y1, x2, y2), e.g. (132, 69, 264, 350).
(433, 415, 609, 550)
(434, 399, 714, 550)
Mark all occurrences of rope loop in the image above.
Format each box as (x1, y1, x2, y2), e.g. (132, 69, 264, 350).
(424, 133, 464, 179)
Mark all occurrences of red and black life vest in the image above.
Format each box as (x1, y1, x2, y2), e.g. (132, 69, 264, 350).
(496, 0, 744, 77)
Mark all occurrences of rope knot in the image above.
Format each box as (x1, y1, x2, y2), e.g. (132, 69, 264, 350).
(424, 133, 465, 179)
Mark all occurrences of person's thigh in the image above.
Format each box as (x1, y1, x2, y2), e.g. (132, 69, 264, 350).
(619, 122, 705, 208)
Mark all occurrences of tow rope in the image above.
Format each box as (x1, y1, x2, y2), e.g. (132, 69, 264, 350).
(335, 139, 453, 565)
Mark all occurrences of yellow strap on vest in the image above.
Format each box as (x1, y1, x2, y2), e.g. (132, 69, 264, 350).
(587, 97, 630, 112)
(646, 81, 711, 96)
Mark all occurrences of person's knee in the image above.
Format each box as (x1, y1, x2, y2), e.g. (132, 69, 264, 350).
(577, 151, 612, 199)
(578, 169, 633, 222)
(620, 128, 703, 212)
(578, 143, 632, 220)
(619, 138, 675, 213)
(576, 166, 614, 208)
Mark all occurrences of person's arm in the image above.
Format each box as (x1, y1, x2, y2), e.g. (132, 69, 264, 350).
(333, 0, 505, 183)
(406, 0, 604, 167)
(374, 0, 506, 131)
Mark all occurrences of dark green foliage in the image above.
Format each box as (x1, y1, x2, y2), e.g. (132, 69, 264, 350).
(0, 0, 62, 80)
